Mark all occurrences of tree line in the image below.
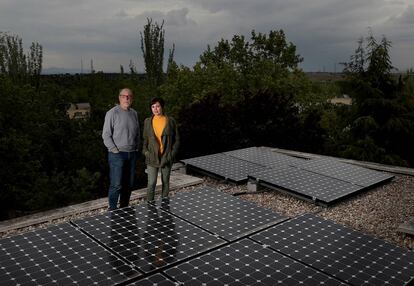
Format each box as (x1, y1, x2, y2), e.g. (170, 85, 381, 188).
(0, 23, 413, 220)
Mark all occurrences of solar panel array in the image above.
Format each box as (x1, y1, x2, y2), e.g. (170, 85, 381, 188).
(251, 213, 414, 286)
(2, 188, 413, 285)
(182, 147, 394, 206)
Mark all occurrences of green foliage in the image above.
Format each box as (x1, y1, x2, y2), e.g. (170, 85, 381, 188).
(342, 31, 395, 104)
(161, 29, 312, 158)
(336, 31, 414, 166)
(177, 89, 301, 159)
(196, 29, 304, 100)
(161, 29, 309, 116)
(166, 43, 176, 77)
(140, 18, 166, 88)
(0, 31, 42, 86)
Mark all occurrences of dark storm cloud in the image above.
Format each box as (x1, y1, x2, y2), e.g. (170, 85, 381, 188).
(0, 0, 412, 72)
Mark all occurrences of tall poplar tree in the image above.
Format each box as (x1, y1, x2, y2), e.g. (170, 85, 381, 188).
(140, 18, 165, 88)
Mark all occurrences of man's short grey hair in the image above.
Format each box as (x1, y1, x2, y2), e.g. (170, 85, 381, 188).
(119, 88, 133, 96)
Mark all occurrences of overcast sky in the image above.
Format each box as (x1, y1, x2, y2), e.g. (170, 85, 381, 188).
(1, 0, 413, 73)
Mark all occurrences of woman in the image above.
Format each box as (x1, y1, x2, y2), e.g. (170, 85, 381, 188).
(143, 97, 180, 201)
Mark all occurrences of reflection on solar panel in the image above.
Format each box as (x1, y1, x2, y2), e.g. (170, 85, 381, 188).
(165, 238, 346, 285)
(295, 157, 394, 187)
(0, 223, 140, 285)
(155, 187, 286, 241)
(126, 273, 176, 285)
(225, 146, 306, 168)
(72, 204, 225, 273)
(249, 166, 364, 205)
(181, 152, 266, 183)
(251, 213, 414, 286)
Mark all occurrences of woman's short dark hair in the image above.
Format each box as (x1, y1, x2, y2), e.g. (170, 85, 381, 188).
(150, 97, 165, 108)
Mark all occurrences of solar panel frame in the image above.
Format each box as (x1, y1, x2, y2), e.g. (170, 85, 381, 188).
(125, 273, 177, 285)
(0, 223, 140, 286)
(165, 238, 347, 285)
(181, 152, 266, 183)
(72, 204, 226, 274)
(294, 157, 394, 187)
(249, 166, 364, 206)
(154, 187, 287, 241)
(251, 213, 414, 286)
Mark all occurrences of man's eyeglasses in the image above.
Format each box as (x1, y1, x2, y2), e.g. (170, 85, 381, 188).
(120, 94, 132, 99)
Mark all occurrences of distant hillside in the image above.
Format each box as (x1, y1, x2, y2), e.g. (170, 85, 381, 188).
(305, 72, 345, 82)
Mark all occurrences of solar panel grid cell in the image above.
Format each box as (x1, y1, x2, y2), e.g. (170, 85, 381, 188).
(0, 223, 140, 286)
(156, 187, 286, 241)
(251, 213, 414, 286)
(182, 152, 266, 182)
(249, 166, 363, 204)
(296, 158, 394, 187)
(72, 203, 225, 273)
(225, 146, 306, 168)
(165, 238, 347, 285)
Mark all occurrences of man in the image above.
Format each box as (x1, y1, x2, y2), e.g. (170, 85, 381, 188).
(102, 88, 140, 210)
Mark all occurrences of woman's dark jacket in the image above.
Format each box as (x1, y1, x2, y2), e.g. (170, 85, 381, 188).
(142, 115, 179, 168)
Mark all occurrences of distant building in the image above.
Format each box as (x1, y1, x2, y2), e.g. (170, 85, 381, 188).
(66, 103, 91, 119)
(329, 94, 352, 106)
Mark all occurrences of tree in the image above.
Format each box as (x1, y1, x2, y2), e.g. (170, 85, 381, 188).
(338, 31, 414, 166)
(27, 42, 43, 90)
(195, 29, 304, 103)
(342, 30, 395, 104)
(140, 18, 167, 88)
(159, 29, 308, 156)
(166, 43, 176, 78)
(0, 31, 42, 86)
(0, 32, 27, 83)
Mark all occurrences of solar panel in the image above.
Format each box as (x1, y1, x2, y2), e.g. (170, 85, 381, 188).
(0, 223, 140, 285)
(295, 157, 394, 187)
(154, 187, 286, 241)
(225, 146, 306, 168)
(251, 213, 414, 286)
(181, 153, 265, 183)
(126, 273, 176, 285)
(249, 166, 364, 205)
(165, 238, 346, 285)
(72, 204, 225, 273)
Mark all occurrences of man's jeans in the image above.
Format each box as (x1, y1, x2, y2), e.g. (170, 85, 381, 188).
(108, 151, 137, 210)
(146, 164, 172, 201)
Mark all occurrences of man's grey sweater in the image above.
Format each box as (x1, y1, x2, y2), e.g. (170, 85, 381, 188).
(102, 105, 140, 152)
